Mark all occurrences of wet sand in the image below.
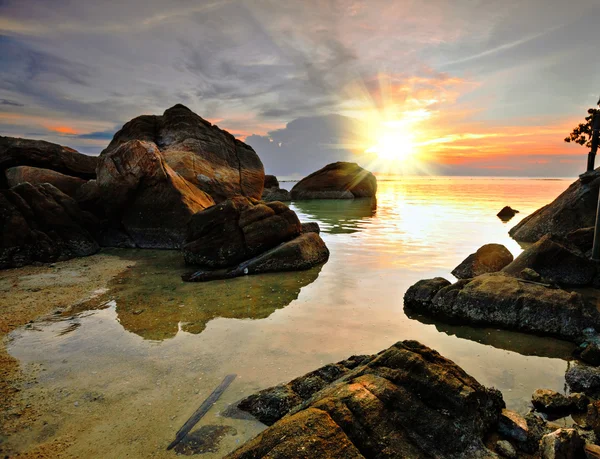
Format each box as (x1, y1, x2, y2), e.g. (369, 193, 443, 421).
(0, 252, 134, 457)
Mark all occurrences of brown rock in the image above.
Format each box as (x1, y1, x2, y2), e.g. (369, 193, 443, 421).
(532, 389, 572, 413)
(585, 444, 600, 458)
(540, 428, 584, 459)
(451, 243, 514, 279)
(5, 165, 87, 197)
(264, 174, 279, 189)
(291, 162, 377, 200)
(0, 136, 97, 186)
(102, 104, 264, 202)
(228, 341, 504, 458)
(96, 139, 214, 249)
(498, 409, 529, 443)
(0, 182, 99, 269)
(497, 206, 519, 221)
(301, 222, 320, 234)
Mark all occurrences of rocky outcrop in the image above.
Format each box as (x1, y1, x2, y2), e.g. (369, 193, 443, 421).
(502, 234, 597, 286)
(0, 182, 99, 268)
(0, 136, 97, 188)
(101, 104, 264, 202)
(291, 162, 377, 200)
(183, 197, 302, 268)
(404, 272, 600, 341)
(96, 140, 214, 249)
(5, 165, 87, 197)
(510, 172, 600, 242)
(228, 340, 504, 458)
(451, 243, 514, 279)
(183, 232, 329, 282)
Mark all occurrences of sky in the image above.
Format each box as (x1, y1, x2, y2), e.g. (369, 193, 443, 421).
(1, 0, 599, 177)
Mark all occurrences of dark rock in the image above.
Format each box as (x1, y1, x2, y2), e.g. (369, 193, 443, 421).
(539, 428, 584, 459)
(404, 273, 599, 341)
(586, 401, 600, 437)
(502, 235, 597, 286)
(0, 183, 99, 269)
(182, 232, 329, 282)
(96, 140, 214, 249)
(183, 197, 302, 268)
(0, 136, 97, 187)
(102, 104, 264, 202)
(581, 343, 600, 366)
(5, 166, 87, 197)
(521, 267, 542, 282)
(404, 277, 452, 310)
(497, 206, 519, 221)
(264, 175, 279, 189)
(566, 364, 600, 396)
(510, 171, 600, 242)
(498, 409, 529, 443)
(532, 389, 572, 413)
(228, 340, 504, 458)
(290, 162, 377, 200)
(567, 227, 595, 254)
(451, 243, 514, 279)
(496, 440, 517, 458)
(301, 222, 320, 234)
(262, 188, 291, 202)
(570, 393, 589, 412)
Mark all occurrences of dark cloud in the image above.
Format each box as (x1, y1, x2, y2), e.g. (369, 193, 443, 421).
(75, 129, 116, 140)
(0, 98, 23, 106)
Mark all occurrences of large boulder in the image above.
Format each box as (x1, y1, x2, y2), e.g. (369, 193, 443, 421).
(291, 162, 377, 200)
(502, 235, 597, 286)
(510, 171, 600, 242)
(101, 104, 264, 202)
(183, 197, 301, 268)
(96, 140, 214, 249)
(452, 243, 514, 279)
(5, 165, 86, 197)
(0, 136, 97, 187)
(404, 272, 600, 341)
(0, 182, 99, 268)
(228, 341, 504, 458)
(264, 174, 279, 189)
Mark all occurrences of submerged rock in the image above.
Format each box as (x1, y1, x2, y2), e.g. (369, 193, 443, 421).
(510, 171, 600, 242)
(96, 140, 214, 249)
(404, 273, 600, 341)
(228, 340, 504, 458)
(291, 162, 377, 200)
(0, 182, 99, 268)
(451, 243, 514, 279)
(102, 104, 264, 202)
(502, 234, 597, 286)
(5, 165, 87, 198)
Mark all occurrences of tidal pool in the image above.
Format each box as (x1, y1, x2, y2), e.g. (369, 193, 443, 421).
(6, 177, 581, 457)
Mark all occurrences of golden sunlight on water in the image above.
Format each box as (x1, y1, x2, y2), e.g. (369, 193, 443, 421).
(7, 177, 576, 457)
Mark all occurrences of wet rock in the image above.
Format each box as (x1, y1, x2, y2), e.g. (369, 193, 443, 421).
(301, 222, 320, 234)
(291, 162, 377, 200)
(497, 206, 519, 221)
(0, 183, 99, 269)
(496, 440, 517, 458)
(183, 232, 329, 282)
(228, 340, 504, 458)
(0, 136, 97, 187)
(102, 104, 264, 202)
(570, 393, 590, 412)
(581, 343, 600, 366)
(567, 227, 595, 254)
(96, 139, 214, 248)
(586, 401, 600, 436)
(539, 428, 584, 459)
(403, 277, 452, 310)
(502, 235, 597, 286)
(264, 175, 279, 189)
(532, 389, 572, 413)
(262, 187, 291, 202)
(510, 170, 600, 242)
(585, 444, 600, 458)
(5, 166, 87, 197)
(498, 409, 529, 443)
(567, 365, 600, 396)
(451, 243, 514, 279)
(404, 273, 600, 341)
(183, 197, 302, 268)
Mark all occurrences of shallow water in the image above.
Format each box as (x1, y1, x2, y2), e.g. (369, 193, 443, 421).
(7, 177, 580, 457)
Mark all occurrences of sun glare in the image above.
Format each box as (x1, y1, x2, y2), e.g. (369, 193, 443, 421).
(367, 128, 416, 163)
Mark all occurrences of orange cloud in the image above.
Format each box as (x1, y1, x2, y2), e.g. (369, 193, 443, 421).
(45, 125, 80, 135)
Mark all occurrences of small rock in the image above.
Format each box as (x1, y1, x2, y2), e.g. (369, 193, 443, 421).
(498, 409, 528, 443)
(540, 428, 584, 459)
(532, 389, 572, 412)
(451, 243, 514, 279)
(566, 364, 600, 395)
(496, 439, 517, 458)
(497, 206, 519, 220)
(586, 401, 600, 436)
(570, 393, 589, 412)
(521, 267, 542, 282)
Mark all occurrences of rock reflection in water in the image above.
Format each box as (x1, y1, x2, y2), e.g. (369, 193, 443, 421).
(98, 250, 323, 340)
(173, 425, 237, 455)
(290, 197, 376, 234)
(406, 310, 576, 360)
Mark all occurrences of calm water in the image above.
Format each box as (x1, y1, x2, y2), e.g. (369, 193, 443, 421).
(6, 177, 579, 457)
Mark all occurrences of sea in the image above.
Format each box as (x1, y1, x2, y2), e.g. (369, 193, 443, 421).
(6, 176, 580, 457)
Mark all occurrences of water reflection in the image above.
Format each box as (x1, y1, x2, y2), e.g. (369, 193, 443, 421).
(81, 250, 323, 341)
(290, 197, 376, 234)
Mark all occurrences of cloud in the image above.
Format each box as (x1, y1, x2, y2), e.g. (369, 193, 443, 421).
(0, 98, 23, 106)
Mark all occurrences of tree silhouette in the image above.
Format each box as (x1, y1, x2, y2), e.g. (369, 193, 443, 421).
(565, 108, 600, 148)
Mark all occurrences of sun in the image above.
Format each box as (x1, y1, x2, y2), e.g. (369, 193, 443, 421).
(366, 127, 416, 163)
